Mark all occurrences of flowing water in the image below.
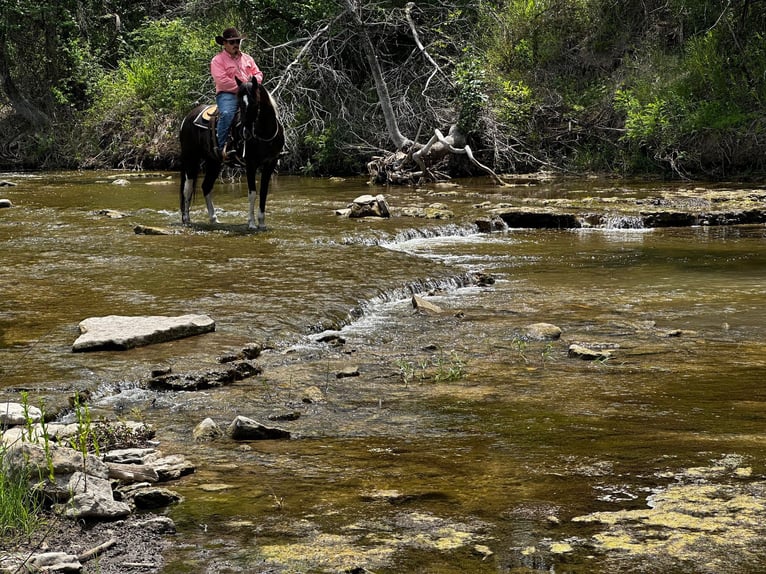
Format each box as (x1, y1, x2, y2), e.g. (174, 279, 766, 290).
(1, 171, 766, 573)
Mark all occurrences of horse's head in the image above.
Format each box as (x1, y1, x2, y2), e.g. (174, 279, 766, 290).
(236, 76, 262, 128)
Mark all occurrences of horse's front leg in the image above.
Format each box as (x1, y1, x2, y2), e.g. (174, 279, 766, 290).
(204, 194, 218, 224)
(246, 164, 262, 230)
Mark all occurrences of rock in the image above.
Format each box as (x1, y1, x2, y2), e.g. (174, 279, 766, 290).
(470, 271, 495, 286)
(193, 417, 223, 442)
(0, 401, 42, 425)
(412, 294, 445, 315)
(302, 385, 325, 403)
(218, 341, 263, 363)
(227, 415, 291, 441)
(134, 224, 173, 235)
(316, 332, 346, 346)
(336, 366, 360, 379)
(62, 473, 131, 520)
(131, 487, 183, 509)
(493, 208, 581, 229)
(525, 323, 562, 340)
(95, 209, 128, 218)
(102, 447, 157, 465)
(72, 314, 216, 352)
(347, 194, 391, 218)
(0, 198, 13, 208)
(149, 361, 261, 391)
(143, 453, 196, 481)
(568, 344, 611, 361)
(6, 442, 109, 482)
(0, 180, 17, 186)
(268, 411, 301, 422)
(424, 203, 454, 219)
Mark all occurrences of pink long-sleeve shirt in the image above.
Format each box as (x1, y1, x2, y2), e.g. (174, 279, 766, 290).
(210, 51, 264, 94)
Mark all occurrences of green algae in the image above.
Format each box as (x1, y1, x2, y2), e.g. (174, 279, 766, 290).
(571, 463, 766, 572)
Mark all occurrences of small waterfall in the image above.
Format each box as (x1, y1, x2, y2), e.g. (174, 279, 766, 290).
(332, 223, 480, 248)
(599, 215, 645, 229)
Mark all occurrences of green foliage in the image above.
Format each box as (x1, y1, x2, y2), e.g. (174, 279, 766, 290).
(298, 125, 364, 176)
(79, 19, 215, 168)
(495, 79, 535, 129)
(453, 54, 488, 134)
(93, 20, 213, 114)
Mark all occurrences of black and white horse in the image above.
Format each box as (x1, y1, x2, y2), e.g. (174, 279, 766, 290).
(179, 78, 285, 230)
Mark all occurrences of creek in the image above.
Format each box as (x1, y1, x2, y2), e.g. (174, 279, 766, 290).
(1, 171, 765, 573)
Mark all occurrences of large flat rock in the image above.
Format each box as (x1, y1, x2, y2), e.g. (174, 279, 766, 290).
(72, 314, 215, 352)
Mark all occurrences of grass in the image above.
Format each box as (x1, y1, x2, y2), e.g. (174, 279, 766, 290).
(0, 443, 45, 547)
(396, 348, 468, 384)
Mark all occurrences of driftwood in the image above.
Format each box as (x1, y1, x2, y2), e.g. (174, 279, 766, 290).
(107, 462, 159, 483)
(78, 538, 117, 562)
(368, 125, 509, 186)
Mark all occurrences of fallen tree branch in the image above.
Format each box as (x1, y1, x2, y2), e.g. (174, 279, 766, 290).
(412, 127, 508, 185)
(78, 538, 117, 562)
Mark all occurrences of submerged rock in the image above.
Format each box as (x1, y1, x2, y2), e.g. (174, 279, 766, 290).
(568, 344, 611, 361)
(149, 361, 261, 391)
(525, 323, 562, 340)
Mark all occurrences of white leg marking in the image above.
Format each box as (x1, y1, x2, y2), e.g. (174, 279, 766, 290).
(248, 189, 257, 229)
(205, 194, 218, 223)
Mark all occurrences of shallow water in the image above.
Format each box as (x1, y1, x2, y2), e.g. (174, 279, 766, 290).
(1, 171, 765, 573)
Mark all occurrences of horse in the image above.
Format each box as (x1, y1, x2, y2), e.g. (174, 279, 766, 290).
(179, 77, 285, 230)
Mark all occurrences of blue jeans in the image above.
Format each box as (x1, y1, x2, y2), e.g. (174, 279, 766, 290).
(215, 92, 238, 150)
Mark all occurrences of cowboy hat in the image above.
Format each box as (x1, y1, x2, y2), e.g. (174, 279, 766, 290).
(215, 27, 246, 45)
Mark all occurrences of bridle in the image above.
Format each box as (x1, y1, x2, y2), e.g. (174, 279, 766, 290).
(238, 83, 281, 143)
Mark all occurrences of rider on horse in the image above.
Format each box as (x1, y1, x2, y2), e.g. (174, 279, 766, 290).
(211, 27, 263, 163)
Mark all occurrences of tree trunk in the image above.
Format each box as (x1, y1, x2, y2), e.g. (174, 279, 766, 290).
(343, 0, 412, 150)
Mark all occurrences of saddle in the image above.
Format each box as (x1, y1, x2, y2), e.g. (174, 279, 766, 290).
(192, 105, 243, 164)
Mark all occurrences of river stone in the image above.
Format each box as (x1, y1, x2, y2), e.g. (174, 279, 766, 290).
(424, 203, 454, 219)
(63, 474, 131, 520)
(5, 442, 109, 481)
(0, 198, 13, 208)
(72, 314, 215, 352)
(131, 487, 183, 509)
(525, 323, 562, 340)
(348, 194, 391, 218)
(227, 415, 291, 441)
(0, 401, 42, 425)
(193, 417, 223, 442)
(412, 294, 445, 315)
(143, 453, 196, 481)
(568, 344, 611, 361)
